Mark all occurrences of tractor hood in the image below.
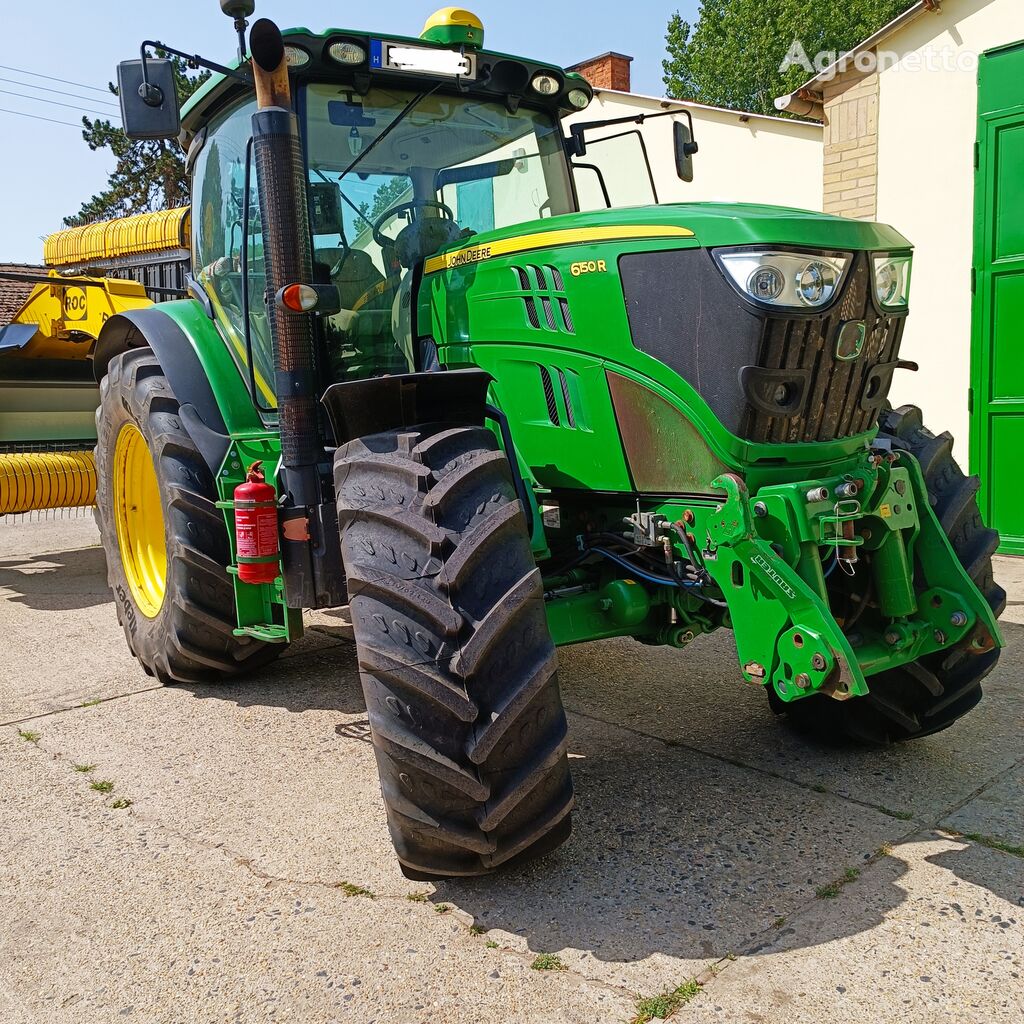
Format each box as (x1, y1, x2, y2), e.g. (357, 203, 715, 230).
(428, 203, 911, 272)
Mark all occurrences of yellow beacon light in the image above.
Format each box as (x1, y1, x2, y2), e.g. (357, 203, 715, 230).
(420, 7, 484, 48)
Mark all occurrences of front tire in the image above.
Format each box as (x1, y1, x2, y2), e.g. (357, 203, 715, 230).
(775, 404, 1005, 744)
(95, 349, 282, 683)
(335, 424, 573, 879)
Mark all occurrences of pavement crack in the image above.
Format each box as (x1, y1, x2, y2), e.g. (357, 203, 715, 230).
(1, 685, 165, 728)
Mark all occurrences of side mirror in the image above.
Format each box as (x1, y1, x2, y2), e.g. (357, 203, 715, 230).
(309, 181, 344, 235)
(117, 58, 181, 140)
(673, 119, 698, 183)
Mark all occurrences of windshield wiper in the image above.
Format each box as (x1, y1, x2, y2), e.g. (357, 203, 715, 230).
(336, 82, 442, 184)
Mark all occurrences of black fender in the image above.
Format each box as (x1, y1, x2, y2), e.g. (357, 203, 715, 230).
(321, 369, 534, 535)
(321, 369, 492, 446)
(94, 308, 231, 474)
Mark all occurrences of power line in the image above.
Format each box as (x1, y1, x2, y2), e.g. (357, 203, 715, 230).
(0, 62, 111, 94)
(0, 106, 85, 129)
(0, 76, 119, 108)
(0, 88, 120, 120)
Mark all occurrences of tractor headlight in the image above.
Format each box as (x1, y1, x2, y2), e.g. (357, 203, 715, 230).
(872, 253, 912, 310)
(530, 73, 560, 96)
(328, 41, 367, 65)
(714, 250, 851, 310)
(566, 88, 591, 110)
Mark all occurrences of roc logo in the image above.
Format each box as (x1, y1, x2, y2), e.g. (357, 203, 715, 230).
(63, 287, 88, 321)
(835, 320, 866, 361)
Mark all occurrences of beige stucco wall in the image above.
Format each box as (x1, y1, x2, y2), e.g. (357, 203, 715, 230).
(875, 0, 1024, 458)
(564, 91, 823, 210)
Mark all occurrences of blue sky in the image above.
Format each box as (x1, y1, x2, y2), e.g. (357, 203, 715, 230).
(0, 0, 698, 262)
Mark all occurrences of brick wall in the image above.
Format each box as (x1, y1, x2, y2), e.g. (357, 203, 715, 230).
(821, 65, 879, 219)
(567, 52, 632, 92)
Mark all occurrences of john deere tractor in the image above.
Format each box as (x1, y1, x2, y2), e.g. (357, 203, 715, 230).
(96, 4, 1004, 878)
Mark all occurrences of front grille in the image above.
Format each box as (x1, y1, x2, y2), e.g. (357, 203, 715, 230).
(620, 249, 907, 445)
(741, 257, 905, 443)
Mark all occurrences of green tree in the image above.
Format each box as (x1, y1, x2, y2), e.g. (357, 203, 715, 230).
(64, 56, 210, 226)
(357, 176, 413, 225)
(663, 0, 916, 116)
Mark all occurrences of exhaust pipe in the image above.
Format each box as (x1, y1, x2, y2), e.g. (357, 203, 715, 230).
(248, 18, 344, 609)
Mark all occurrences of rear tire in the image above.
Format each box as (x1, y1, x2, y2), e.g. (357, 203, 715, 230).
(335, 424, 573, 878)
(95, 349, 283, 684)
(775, 404, 1005, 744)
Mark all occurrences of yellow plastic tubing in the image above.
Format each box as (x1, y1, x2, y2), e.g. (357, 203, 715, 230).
(0, 451, 97, 515)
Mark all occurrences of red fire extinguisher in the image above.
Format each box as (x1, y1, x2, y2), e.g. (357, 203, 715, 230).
(234, 461, 279, 585)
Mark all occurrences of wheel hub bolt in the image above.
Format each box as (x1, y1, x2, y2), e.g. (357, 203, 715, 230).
(753, 501, 768, 517)
(934, 629, 947, 645)
(894, 479, 906, 495)
(884, 629, 901, 646)
(811, 653, 827, 671)
(949, 611, 967, 627)
(795, 673, 812, 689)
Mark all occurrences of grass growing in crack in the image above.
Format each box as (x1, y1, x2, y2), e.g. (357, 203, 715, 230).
(959, 832, 1024, 859)
(334, 881, 375, 898)
(531, 953, 567, 972)
(72, 764, 95, 773)
(485, 939, 499, 949)
(80, 698, 102, 708)
(405, 891, 430, 903)
(111, 798, 132, 810)
(772, 916, 786, 928)
(816, 866, 860, 899)
(17, 729, 40, 744)
(469, 924, 487, 935)
(877, 842, 894, 857)
(810, 783, 828, 793)
(434, 903, 451, 915)
(89, 780, 114, 794)
(875, 805, 913, 820)
(632, 979, 701, 1022)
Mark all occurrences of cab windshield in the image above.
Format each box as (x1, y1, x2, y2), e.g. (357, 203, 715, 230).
(192, 84, 574, 410)
(303, 83, 574, 380)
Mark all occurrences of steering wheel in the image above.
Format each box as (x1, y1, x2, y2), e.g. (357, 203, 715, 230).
(372, 198, 455, 248)
(328, 239, 351, 280)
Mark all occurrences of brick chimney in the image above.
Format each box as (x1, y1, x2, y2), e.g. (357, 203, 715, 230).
(567, 52, 632, 92)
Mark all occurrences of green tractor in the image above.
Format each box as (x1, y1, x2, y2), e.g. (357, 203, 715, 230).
(98, 4, 1004, 879)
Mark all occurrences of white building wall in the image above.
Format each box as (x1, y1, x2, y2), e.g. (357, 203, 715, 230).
(564, 90, 824, 211)
(875, 0, 1024, 458)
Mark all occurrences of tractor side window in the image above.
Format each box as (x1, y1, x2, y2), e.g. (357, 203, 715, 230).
(573, 130, 657, 211)
(192, 96, 276, 410)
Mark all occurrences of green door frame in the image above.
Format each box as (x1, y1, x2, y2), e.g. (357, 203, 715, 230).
(970, 39, 1024, 556)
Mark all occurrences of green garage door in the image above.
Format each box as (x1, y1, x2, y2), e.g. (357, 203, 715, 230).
(972, 40, 1024, 555)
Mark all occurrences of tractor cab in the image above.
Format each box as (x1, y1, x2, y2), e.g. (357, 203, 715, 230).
(172, 9, 614, 410)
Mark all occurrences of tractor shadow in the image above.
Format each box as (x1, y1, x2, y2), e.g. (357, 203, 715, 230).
(429, 620, 1024, 971)
(429, 711, 912, 970)
(178, 622, 369, 717)
(0, 545, 111, 611)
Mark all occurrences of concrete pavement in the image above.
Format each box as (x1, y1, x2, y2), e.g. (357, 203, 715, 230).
(1, 514, 1020, 1022)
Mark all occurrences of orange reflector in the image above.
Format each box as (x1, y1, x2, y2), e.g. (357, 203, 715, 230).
(281, 283, 317, 311)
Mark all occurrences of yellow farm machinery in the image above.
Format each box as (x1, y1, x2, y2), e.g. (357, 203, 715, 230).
(0, 207, 188, 514)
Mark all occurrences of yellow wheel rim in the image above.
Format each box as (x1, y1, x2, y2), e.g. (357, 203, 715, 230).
(113, 423, 167, 618)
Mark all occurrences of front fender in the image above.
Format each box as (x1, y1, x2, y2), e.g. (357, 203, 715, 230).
(94, 300, 264, 473)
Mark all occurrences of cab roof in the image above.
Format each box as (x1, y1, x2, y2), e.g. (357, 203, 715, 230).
(180, 24, 590, 137)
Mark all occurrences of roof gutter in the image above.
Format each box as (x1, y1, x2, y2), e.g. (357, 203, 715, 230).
(773, 0, 941, 118)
